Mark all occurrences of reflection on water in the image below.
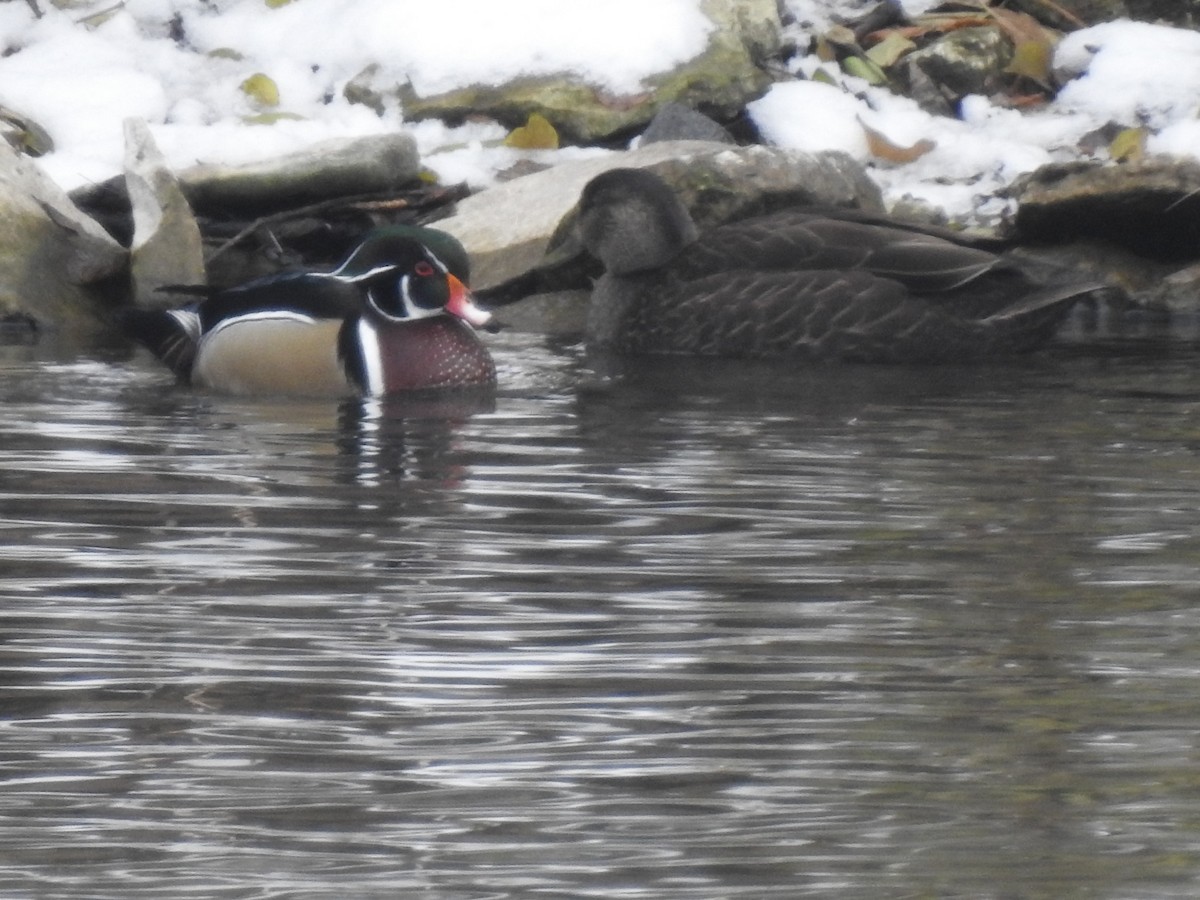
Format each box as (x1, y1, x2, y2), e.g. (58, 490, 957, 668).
(3, 327, 1200, 898)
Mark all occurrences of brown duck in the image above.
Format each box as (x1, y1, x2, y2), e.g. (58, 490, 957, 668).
(537, 168, 1102, 363)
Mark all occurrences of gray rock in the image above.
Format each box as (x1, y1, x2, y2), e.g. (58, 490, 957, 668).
(0, 142, 126, 331)
(0, 104, 53, 157)
(399, 0, 780, 144)
(1143, 261, 1200, 314)
(178, 131, 421, 215)
(641, 103, 734, 146)
(124, 118, 206, 308)
(436, 140, 882, 333)
(1125, 0, 1200, 27)
(1010, 0, 1129, 28)
(895, 26, 1013, 101)
(1011, 158, 1200, 262)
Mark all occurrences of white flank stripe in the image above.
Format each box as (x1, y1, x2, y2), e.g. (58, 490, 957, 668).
(205, 310, 319, 340)
(356, 317, 385, 395)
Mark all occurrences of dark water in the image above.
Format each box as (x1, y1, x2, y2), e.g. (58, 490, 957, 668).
(3, 321, 1200, 899)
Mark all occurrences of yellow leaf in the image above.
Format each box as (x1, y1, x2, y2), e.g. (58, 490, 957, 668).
(1005, 39, 1054, 89)
(865, 32, 916, 69)
(504, 113, 559, 150)
(1109, 127, 1146, 163)
(240, 73, 280, 108)
(842, 55, 888, 86)
(264, 0, 295, 7)
(242, 112, 305, 126)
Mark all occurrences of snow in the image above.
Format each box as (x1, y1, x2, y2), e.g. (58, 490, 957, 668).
(0, 0, 1197, 225)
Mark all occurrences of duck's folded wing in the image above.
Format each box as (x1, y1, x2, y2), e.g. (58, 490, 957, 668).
(199, 272, 358, 331)
(686, 214, 1008, 294)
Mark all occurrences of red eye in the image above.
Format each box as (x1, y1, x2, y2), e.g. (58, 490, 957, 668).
(414, 261, 435, 277)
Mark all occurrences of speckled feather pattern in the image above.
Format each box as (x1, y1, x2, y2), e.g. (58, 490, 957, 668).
(589, 203, 1087, 361)
(572, 168, 1102, 363)
(368, 317, 496, 393)
(603, 268, 1076, 362)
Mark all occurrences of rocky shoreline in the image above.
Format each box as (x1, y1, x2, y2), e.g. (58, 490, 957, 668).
(3, 0, 1200, 339)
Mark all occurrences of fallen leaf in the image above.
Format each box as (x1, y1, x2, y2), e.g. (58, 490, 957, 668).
(865, 31, 916, 68)
(240, 73, 280, 107)
(823, 24, 859, 49)
(504, 113, 560, 150)
(1109, 127, 1146, 163)
(814, 36, 838, 64)
(861, 119, 936, 164)
(1005, 38, 1055, 89)
(988, 6, 1049, 43)
(842, 55, 888, 86)
(1011, 0, 1086, 31)
(242, 111, 305, 125)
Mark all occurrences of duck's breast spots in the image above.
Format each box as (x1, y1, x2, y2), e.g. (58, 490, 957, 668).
(371, 318, 496, 393)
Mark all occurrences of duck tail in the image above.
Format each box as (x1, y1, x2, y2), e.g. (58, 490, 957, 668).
(981, 282, 1111, 353)
(985, 282, 1110, 322)
(119, 307, 201, 381)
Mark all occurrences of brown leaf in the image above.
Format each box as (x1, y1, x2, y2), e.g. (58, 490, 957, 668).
(860, 119, 936, 164)
(988, 7, 1057, 47)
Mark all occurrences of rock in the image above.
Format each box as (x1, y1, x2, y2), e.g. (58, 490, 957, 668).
(399, 0, 780, 144)
(1011, 158, 1200, 262)
(1143, 261, 1200, 314)
(439, 140, 882, 334)
(491, 289, 591, 336)
(1125, 0, 1200, 27)
(178, 131, 421, 216)
(640, 103, 734, 145)
(0, 104, 53, 157)
(894, 26, 1013, 103)
(123, 119, 206, 308)
(343, 64, 387, 116)
(1010, 0, 1130, 28)
(0, 142, 126, 332)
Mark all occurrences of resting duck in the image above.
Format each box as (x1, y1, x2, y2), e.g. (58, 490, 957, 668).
(123, 225, 496, 396)
(552, 168, 1101, 362)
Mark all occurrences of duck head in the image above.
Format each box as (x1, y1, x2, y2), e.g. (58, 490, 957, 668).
(331, 226, 492, 327)
(575, 168, 700, 275)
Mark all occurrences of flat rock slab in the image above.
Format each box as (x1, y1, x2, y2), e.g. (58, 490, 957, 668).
(1013, 158, 1200, 263)
(181, 132, 420, 217)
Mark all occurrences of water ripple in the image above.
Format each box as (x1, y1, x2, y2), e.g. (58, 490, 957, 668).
(2, 335, 1200, 897)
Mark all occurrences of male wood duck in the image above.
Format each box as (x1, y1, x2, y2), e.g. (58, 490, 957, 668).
(548, 168, 1103, 362)
(123, 225, 496, 396)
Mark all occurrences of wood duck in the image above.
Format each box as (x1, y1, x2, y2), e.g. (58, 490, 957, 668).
(552, 168, 1103, 363)
(123, 225, 496, 396)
